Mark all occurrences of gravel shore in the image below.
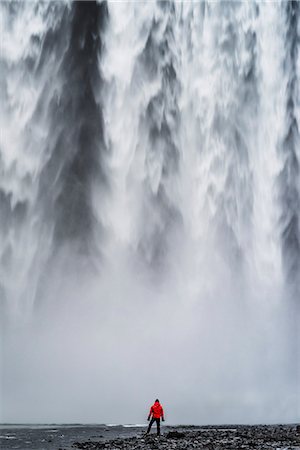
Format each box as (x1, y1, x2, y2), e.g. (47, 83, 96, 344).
(72, 425, 300, 450)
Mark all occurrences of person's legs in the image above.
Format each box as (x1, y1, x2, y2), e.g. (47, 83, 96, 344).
(155, 418, 160, 435)
(147, 417, 155, 434)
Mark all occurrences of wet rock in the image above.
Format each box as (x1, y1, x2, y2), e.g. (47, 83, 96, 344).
(166, 431, 186, 439)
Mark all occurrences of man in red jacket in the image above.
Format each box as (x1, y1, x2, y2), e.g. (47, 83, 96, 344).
(146, 399, 165, 435)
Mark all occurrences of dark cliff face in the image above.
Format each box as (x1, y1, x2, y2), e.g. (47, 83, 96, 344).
(37, 1, 108, 251)
(279, 1, 300, 299)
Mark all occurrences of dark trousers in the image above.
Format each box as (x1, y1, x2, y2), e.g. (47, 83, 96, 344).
(147, 417, 160, 435)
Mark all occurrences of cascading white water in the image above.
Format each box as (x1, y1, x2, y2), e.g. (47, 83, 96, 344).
(0, 1, 299, 424)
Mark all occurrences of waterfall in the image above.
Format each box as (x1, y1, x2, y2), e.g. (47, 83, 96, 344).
(0, 0, 299, 424)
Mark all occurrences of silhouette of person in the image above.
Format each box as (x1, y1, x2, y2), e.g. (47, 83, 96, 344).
(146, 399, 165, 435)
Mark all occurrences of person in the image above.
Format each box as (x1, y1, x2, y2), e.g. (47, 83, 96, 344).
(146, 399, 165, 435)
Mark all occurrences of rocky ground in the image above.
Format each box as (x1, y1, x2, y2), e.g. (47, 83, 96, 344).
(72, 425, 300, 450)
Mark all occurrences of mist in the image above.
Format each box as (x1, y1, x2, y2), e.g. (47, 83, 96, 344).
(1, 0, 299, 425)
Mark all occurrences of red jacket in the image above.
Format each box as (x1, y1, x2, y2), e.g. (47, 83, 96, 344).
(149, 401, 164, 419)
